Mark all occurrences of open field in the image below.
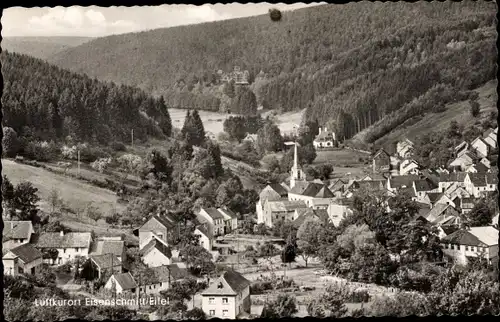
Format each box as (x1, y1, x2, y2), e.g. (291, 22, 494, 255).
(2, 159, 124, 215)
(169, 108, 305, 137)
(374, 80, 497, 147)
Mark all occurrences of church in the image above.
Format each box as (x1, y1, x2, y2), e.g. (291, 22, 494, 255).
(256, 142, 336, 227)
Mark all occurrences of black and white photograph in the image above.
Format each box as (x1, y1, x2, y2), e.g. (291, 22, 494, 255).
(1, 1, 499, 320)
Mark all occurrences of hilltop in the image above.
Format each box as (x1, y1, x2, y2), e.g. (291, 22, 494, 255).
(47, 1, 496, 145)
(2, 36, 93, 60)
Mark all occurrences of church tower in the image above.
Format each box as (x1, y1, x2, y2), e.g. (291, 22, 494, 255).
(290, 141, 305, 189)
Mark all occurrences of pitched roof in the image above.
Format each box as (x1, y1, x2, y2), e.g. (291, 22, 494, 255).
(112, 272, 137, 290)
(293, 209, 329, 228)
(2, 221, 32, 242)
(267, 200, 308, 212)
(442, 227, 498, 247)
(202, 269, 251, 296)
(483, 128, 494, 139)
(439, 172, 467, 183)
(302, 183, 334, 198)
(426, 192, 443, 203)
(425, 203, 454, 222)
(289, 181, 311, 195)
(492, 213, 499, 226)
(268, 183, 288, 197)
(36, 232, 92, 249)
(218, 207, 238, 219)
(196, 224, 213, 239)
(414, 179, 438, 192)
(357, 180, 384, 191)
(390, 175, 419, 189)
(202, 208, 225, 220)
(485, 173, 498, 184)
(90, 253, 122, 270)
(315, 129, 335, 141)
(440, 226, 460, 236)
(90, 240, 125, 257)
(139, 214, 176, 231)
(468, 173, 488, 187)
(373, 148, 390, 159)
(399, 186, 417, 198)
(6, 243, 42, 263)
(474, 162, 489, 173)
(141, 238, 172, 259)
(149, 265, 172, 284)
(168, 263, 193, 281)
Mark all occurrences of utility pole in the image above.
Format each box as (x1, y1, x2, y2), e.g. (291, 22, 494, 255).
(77, 150, 81, 176)
(131, 129, 134, 147)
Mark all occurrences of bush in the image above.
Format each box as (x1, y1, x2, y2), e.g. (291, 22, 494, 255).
(2, 127, 19, 157)
(349, 289, 371, 303)
(23, 141, 58, 161)
(110, 141, 127, 152)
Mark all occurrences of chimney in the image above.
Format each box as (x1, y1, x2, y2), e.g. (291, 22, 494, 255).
(60, 230, 64, 237)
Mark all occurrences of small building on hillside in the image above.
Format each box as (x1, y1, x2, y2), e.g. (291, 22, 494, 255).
(86, 253, 122, 280)
(400, 159, 421, 176)
(195, 224, 214, 252)
(464, 173, 498, 198)
(256, 183, 289, 225)
(140, 237, 173, 268)
(3, 243, 43, 276)
(441, 226, 499, 266)
(105, 272, 137, 294)
(138, 213, 177, 250)
(2, 221, 35, 252)
(313, 128, 336, 149)
(482, 128, 497, 149)
(201, 270, 251, 319)
(90, 237, 126, 263)
(372, 148, 391, 173)
(396, 139, 415, 159)
(138, 264, 193, 295)
(260, 200, 309, 227)
(471, 137, 491, 158)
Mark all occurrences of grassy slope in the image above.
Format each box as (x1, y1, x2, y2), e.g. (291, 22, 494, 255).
(2, 36, 93, 60)
(2, 159, 124, 215)
(373, 80, 497, 148)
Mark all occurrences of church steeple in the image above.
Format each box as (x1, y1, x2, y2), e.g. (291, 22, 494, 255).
(287, 141, 305, 189)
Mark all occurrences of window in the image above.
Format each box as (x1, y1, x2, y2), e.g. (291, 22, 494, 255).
(444, 244, 448, 249)
(209, 298, 215, 304)
(451, 244, 454, 250)
(76, 248, 79, 253)
(222, 298, 228, 304)
(465, 246, 469, 251)
(222, 310, 228, 317)
(63, 249, 66, 253)
(160, 282, 163, 287)
(209, 310, 215, 316)
(457, 245, 461, 250)
(470, 246, 475, 252)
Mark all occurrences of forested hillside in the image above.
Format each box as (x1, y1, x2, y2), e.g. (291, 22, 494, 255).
(1, 51, 172, 146)
(48, 2, 496, 143)
(2, 36, 93, 60)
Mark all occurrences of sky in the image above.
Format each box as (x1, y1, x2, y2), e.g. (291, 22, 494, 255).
(2, 3, 325, 37)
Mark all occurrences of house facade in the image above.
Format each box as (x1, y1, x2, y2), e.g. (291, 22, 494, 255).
(105, 272, 137, 294)
(141, 238, 173, 268)
(138, 214, 177, 250)
(441, 227, 499, 265)
(471, 137, 490, 158)
(396, 139, 414, 158)
(372, 148, 391, 173)
(260, 199, 308, 227)
(256, 184, 289, 225)
(3, 243, 43, 276)
(313, 128, 336, 149)
(197, 208, 227, 237)
(201, 270, 251, 319)
(2, 221, 34, 252)
(35, 231, 92, 265)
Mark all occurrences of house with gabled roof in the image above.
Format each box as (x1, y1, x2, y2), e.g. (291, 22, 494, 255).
(413, 178, 440, 201)
(195, 224, 214, 252)
(449, 151, 477, 172)
(138, 264, 194, 295)
(387, 175, 419, 193)
(441, 226, 499, 265)
(261, 200, 308, 227)
(292, 208, 330, 229)
(197, 208, 227, 237)
(400, 159, 420, 176)
(437, 225, 460, 239)
(361, 173, 387, 181)
(138, 213, 177, 250)
(464, 173, 498, 197)
(105, 272, 137, 294)
(141, 237, 173, 268)
(438, 172, 467, 193)
(3, 221, 34, 252)
(34, 231, 92, 265)
(90, 237, 126, 262)
(471, 136, 491, 158)
(454, 141, 469, 158)
(87, 253, 122, 279)
(425, 203, 461, 226)
(288, 182, 335, 210)
(218, 207, 238, 232)
(201, 269, 251, 319)
(465, 162, 490, 174)
(327, 202, 354, 227)
(372, 148, 391, 173)
(396, 139, 415, 159)
(256, 183, 289, 224)
(3, 243, 43, 276)
(482, 128, 497, 149)
(313, 127, 336, 149)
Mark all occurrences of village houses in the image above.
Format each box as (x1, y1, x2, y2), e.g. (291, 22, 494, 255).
(396, 139, 415, 159)
(138, 214, 177, 250)
(201, 270, 251, 319)
(3, 221, 35, 252)
(105, 272, 138, 295)
(313, 127, 336, 149)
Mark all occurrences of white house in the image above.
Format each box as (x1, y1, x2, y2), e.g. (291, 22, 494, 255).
(2, 221, 34, 252)
(256, 184, 289, 225)
(35, 231, 92, 265)
(464, 173, 498, 198)
(399, 159, 420, 176)
(195, 225, 214, 252)
(449, 152, 475, 172)
(197, 208, 226, 237)
(396, 139, 414, 159)
(471, 137, 490, 158)
(313, 127, 336, 149)
(288, 182, 335, 209)
(3, 243, 43, 276)
(260, 199, 308, 227)
(201, 270, 251, 319)
(327, 203, 354, 227)
(482, 128, 497, 149)
(441, 226, 499, 265)
(141, 237, 173, 268)
(138, 214, 177, 250)
(105, 272, 137, 294)
(218, 207, 238, 232)
(454, 141, 469, 158)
